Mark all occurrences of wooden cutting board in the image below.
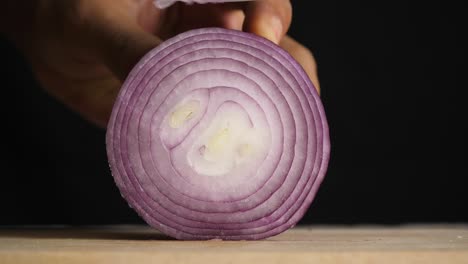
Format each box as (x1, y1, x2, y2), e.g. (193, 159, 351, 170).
(1, 225, 467, 263)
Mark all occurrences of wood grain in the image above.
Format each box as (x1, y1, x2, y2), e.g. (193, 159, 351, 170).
(1, 225, 467, 263)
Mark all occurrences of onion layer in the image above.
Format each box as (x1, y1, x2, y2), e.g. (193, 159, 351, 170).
(106, 28, 330, 240)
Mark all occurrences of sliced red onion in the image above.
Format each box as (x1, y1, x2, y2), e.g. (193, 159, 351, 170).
(106, 28, 330, 240)
(154, 0, 251, 9)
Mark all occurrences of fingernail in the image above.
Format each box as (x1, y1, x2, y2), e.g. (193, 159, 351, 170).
(271, 17, 283, 44)
(260, 16, 283, 44)
(268, 16, 283, 44)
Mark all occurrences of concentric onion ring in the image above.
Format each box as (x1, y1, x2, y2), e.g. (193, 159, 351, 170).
(106, 28, 330, 240)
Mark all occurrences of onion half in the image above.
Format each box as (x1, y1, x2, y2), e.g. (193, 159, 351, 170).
(106, 28, 330, 240)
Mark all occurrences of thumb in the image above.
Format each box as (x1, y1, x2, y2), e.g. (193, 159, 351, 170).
(102, 29, 160, 82)
(80, 4, 162, 82)
(94, 23, 161, 82)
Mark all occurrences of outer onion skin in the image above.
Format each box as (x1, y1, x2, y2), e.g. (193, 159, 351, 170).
(154, 0, 251, 9)
(106, 28, 330, 240)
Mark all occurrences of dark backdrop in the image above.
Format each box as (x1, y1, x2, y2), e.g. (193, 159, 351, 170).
(1, 1, 466, 225)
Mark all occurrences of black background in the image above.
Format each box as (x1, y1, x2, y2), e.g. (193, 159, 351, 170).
(1, 1, 466, 226)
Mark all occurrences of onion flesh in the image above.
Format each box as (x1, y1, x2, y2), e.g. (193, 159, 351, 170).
(106, 28, 330, 240)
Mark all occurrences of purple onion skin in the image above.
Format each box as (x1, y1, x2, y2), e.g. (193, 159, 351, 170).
(106, 28, 330, 240)
(154, 0, 251, 9)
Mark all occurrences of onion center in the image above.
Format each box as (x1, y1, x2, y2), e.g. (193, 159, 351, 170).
(164, 91, 267, 177)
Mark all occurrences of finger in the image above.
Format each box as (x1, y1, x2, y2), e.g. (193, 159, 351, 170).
(243, 0, 292, 44)
(214, 3, 245, 31)
(280, 35, 320, 93)
(34, 64, 121, 127)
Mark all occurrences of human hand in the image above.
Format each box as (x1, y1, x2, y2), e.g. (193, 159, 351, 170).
(6, 0, 319, 127)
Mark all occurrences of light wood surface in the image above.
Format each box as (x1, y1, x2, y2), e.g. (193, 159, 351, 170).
(1, 225, 467, 263)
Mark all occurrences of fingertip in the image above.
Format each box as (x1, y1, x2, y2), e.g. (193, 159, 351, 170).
(259, 15, 283, 44)
(221, 8, 245, 31)
(243, 0, 291, 44)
